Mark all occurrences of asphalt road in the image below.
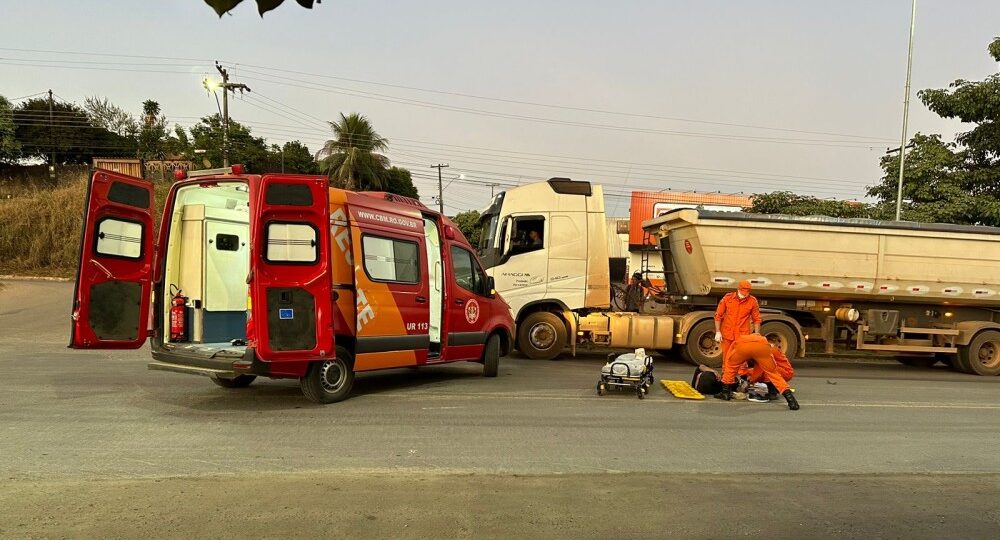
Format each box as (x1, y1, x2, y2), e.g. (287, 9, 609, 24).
(2, 279, 1000, 538)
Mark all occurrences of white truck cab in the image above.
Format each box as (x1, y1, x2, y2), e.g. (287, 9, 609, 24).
(477, 179, 610, 358)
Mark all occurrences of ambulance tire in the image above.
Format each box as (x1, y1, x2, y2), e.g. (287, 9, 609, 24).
(518, 312, 567, 360)
(482, 334, 501, 377)
(211, 375, 256, 388)
(300, 347, 355, 404)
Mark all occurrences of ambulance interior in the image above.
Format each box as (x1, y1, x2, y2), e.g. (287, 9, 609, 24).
(161, 182, 250, 358)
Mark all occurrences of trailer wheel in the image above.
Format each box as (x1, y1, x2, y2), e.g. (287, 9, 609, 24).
(211, 375, 256, 388)
(760, 322, 799, 358)
(482, 334, 500, 377)
(517, 312, 567, 360)
(681, 320, 723, 367)
(959, 330, 1000, 376)
(300, 346, 355, 404)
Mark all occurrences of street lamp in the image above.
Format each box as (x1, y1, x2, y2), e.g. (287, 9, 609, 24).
(895, 0, 917, 221)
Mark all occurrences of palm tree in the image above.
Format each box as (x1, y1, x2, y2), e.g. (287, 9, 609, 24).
(317, 113, 390, 191)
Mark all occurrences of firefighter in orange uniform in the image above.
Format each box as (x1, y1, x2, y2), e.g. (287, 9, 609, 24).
(713, 279, 761, 362)
(716, 334, 800, 410)
(740, 338, 795, 400)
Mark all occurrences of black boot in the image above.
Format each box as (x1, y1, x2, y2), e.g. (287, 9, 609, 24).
(714, 383, 736, 401)
(766, 382, 780, 401)
(782, 389, 800, 410)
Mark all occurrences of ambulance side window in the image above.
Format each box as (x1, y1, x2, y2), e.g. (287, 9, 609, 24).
(362, 235, 420, 284)
(451, 246, 487, 295)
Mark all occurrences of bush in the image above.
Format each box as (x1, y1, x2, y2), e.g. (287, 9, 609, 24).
(0, 172, 170, 277)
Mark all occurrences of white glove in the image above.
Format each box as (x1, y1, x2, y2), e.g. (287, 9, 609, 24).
(714, 332, 723, 342)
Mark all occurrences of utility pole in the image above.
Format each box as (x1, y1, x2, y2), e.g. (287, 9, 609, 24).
(214, 62, 251, 168)
(895, 0, 917, 221)
(431, 163, 449, 214)
(489, 183, 501, 199)
(47, 89, 55, 176)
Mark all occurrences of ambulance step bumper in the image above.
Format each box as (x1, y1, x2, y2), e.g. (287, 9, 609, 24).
(148, 360, 237, 379)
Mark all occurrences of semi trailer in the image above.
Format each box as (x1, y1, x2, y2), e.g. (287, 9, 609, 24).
(478, 178, 1000, 376)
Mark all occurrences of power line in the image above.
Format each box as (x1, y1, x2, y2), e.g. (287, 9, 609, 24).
(0, 47, 892, 142)
(236, 72, 885, 149)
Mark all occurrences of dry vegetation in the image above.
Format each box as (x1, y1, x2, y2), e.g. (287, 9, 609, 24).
(0, 172, 169, 277)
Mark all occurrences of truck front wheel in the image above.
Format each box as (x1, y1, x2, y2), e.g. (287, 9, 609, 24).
(300, 346, 355, 404)
(681, 320, 723, 368)
(517, 312, 567, 360)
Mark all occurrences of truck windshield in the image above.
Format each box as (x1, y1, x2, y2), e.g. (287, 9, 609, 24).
(478, 212, 499, 255)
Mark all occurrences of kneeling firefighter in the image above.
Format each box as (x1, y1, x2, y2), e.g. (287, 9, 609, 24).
(715, 334, 800, 410)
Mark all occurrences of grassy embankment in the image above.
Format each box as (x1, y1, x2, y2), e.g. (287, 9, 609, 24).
(0, 173, 169, 277)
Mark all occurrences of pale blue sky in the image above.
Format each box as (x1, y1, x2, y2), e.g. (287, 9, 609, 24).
(2, 1, 998, 214)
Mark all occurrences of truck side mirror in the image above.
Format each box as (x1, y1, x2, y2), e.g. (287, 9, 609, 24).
(486, 275, 496, 298)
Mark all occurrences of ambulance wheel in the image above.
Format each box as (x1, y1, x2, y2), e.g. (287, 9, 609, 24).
(211, 375, 256, 388)
(482, 334, 501, 377)
(300, 347, 355, 404)
(518, 312, 567, 360)
(960, 330, 1000, 376)
(682, 320, 723, 368)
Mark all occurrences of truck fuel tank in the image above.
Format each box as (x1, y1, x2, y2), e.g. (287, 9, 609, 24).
(579, 312, 675, 350)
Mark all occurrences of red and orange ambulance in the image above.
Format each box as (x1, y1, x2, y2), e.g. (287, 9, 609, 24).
(69, 167, 514, 403)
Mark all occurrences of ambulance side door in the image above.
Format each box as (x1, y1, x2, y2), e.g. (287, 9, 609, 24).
(352, 221, 430, 370)
(443, 244, 491, 361)
(69, 170, 156, 349)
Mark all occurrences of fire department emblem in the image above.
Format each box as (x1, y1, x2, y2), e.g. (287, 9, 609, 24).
(465, 299, 480, 324)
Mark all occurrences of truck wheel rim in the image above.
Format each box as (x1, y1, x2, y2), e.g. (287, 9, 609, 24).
(977, 339, 1000, 369)
(698, 331, 721, 357)
(319, 360, 346, 393)
(529, 322, 556, 350)
(764, 331, 788, 353)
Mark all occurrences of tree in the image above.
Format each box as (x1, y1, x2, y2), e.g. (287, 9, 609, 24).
(265, 140, 318, 173)
(13, 97, 132, 163)
(190, 114, 269, 172)
(83, 96, 138, 138)
(382, 167, 419, 199)
(452, 210, 482, 246)
(0, 96, 20, 163)
(748, 191, 874, 219)
(204, 0, 318, 17)
(137, 100, 168, 160)
(164, 125, 193, 160)
(867, 37, 1000, 226)
(317, 113, 390, 191)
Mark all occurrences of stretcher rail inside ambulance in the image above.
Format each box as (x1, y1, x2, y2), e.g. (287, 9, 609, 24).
(477, 178, 1000, 376)
(68, 167, 514, 403)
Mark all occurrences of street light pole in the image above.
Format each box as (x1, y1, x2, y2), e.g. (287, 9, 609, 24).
(431, 163, 449, 214)
(212, 63, 250, 168)
(895, 0, 917, 221)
